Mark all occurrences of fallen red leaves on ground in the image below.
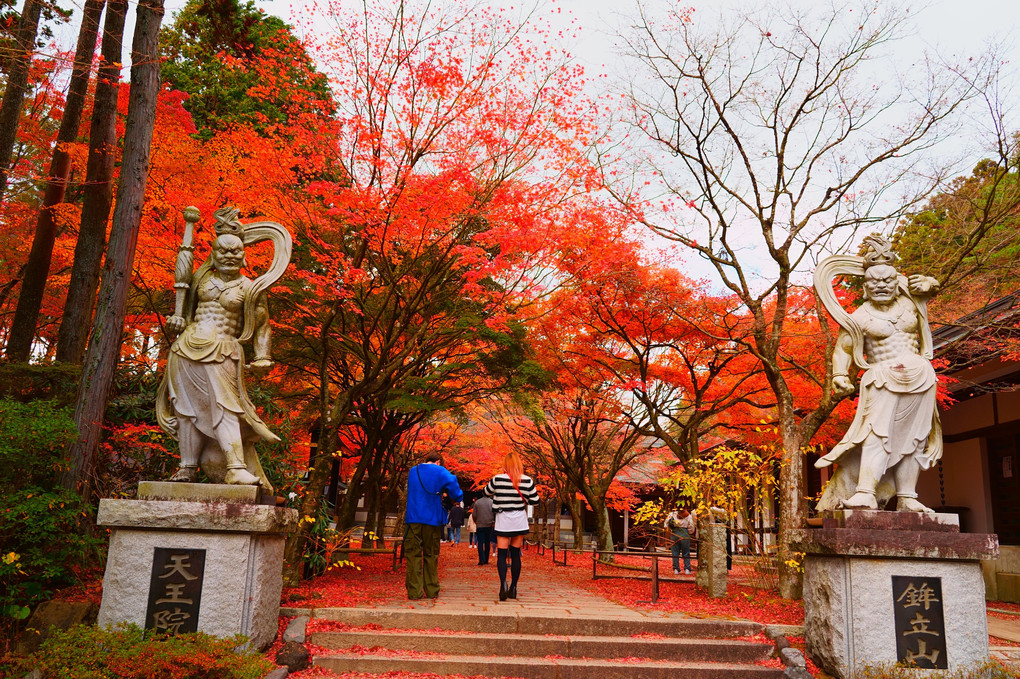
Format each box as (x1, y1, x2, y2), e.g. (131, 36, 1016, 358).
(48, 564, 105, 607)
(306, 620, 469, 636)
(989, 601, 1020, 617)
(520, 546, 806, 626)
(287, 669, 510, 679)
(281, 553, 407, 609)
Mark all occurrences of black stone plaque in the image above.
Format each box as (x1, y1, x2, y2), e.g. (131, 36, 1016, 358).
(891, 575, 948, 669)
(144, 547, 206, 635)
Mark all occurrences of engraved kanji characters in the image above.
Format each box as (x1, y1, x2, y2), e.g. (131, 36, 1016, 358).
(146, 548, 205, 636)
(896, 581, 940, 611)
(892, 576, 947, 669)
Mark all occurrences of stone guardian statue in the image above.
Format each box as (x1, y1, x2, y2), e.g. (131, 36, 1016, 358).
(814, 236, 942, 513)
(156, 206, 292, 492)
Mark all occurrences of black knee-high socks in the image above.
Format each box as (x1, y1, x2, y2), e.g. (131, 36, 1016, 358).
(509, 546, 521, 586)
(497, 547, 508, 585)
(497, 546, 524, 591)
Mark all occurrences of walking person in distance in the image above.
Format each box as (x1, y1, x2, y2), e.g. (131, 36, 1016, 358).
(466, 510, 477, 546)
(472, 495, 495, 565)
(448, 501, 465, 545)
(484, 452, 539, 600)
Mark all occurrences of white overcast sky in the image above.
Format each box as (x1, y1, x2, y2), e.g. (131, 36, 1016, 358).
(75, 0, 1017, 283)
(103, 0, 1017, 83)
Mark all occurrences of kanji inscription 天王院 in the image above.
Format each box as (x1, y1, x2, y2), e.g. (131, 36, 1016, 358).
(144, 547, 206, 635)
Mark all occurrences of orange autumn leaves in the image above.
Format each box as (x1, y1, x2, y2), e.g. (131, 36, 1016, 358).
(2, 0, 855, 491)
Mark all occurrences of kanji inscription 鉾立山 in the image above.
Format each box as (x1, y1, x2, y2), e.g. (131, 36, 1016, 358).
(892, 575, 948, 669)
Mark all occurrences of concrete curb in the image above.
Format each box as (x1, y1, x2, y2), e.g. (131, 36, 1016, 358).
(315, 653, 785, 678)
(312, 606, 764, 638)
(311, 630, 773, 663)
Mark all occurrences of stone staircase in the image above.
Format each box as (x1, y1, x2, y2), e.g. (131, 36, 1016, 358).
(308, 606, 784, 678)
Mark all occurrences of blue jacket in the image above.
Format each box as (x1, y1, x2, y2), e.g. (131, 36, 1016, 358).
(405, 463, 463, 526)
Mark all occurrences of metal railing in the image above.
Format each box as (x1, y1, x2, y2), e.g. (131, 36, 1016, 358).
(589, 549, 698, 604)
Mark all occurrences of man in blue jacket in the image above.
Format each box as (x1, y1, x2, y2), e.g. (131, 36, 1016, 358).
(405, 451, 463, 599)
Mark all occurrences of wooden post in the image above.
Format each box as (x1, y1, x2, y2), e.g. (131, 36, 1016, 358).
(651, 555, 660, 603)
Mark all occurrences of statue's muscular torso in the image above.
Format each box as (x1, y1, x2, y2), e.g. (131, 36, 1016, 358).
(855, 296, 921, 365)
(193, 274, 248, 340)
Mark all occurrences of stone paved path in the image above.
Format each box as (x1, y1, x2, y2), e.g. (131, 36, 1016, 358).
(988, 612, 1020, 668)
(399, 542, 700, 621)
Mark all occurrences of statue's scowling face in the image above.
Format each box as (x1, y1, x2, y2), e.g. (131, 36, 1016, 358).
(213, 235, 245, 276)
(864, 264, 898, 304)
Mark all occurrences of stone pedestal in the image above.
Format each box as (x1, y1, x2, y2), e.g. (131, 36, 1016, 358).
(790, 511, 998, 679)
(96, 483, 297, 650)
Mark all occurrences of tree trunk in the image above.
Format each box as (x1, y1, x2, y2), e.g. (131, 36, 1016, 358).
(62, 0, 165, 493)
(777, 414, 806, 600)
(361, 476, 377, 544)
(55, 0, 128, 364)
(371, 487, 386, 548)
(335, 443, 378, 532)
(0, 0, 41, 206)
(570, 496, 584, 550)
(392, 481, 407, 538)
(551, 499, 561, 545)
(586, 496, 614, 562)
(283, 400, 357, 585)
(5, 0, 104, 362)
(594, 501, 614, 554)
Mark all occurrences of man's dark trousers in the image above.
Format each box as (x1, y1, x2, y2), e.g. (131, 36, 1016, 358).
(475, 526, 493, 564)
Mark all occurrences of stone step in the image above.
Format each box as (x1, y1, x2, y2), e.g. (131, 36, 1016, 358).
(312, 607, 763, 638)
(311, 630, 773, 663)
(314, 652, 785, 678)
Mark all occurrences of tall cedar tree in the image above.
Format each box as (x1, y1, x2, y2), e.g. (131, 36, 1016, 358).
(616, 0, 1006, 597)
(64, 0, 165, 493)
(5, 0, 103, 362)
(54, 0, 129, 364)
(0, 0, 42, 205)
(160, 0, 333, 138)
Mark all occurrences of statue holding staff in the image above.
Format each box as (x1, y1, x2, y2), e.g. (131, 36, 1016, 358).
(156, 206, 292, 491)
(814, 236, 942, 513)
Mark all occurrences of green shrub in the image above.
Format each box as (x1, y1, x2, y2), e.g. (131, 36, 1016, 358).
(0, 363, 82, 404)
(0, 398, 77, 490)
(1, 624, 274, 679)
(0, 400, 102, 628)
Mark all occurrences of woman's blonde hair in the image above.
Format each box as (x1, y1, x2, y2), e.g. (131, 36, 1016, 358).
(503, 451, 523, 486)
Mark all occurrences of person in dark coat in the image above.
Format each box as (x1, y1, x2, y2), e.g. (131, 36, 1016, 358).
(472, 495, 495, 564)
(448, 502, 465, 544)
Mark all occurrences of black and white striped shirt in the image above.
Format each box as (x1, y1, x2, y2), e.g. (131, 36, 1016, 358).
(484, 473, 540, 512)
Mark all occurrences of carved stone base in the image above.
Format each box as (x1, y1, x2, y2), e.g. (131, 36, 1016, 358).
(96, 484, 297, 650)
(791, 511, 998, 678)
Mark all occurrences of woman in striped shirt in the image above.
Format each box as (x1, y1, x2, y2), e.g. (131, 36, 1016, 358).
(483, 451, 540, 601)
